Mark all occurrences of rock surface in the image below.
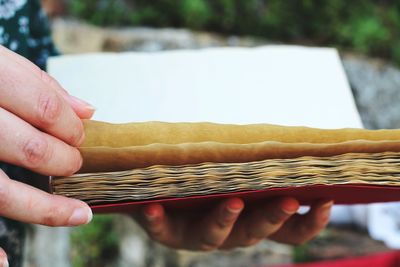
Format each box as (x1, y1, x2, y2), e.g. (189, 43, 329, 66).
(301, 226, 389, 262)
(23, 226, 70, 267)
(342, 55, 400, 129)
(51, 19, 266, 54)
(111, 216, 292, 267)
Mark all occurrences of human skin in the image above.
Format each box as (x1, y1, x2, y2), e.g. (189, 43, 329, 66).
(0, 45, 94, 265)
(135, 198, 333, 250)
(0, 44, 332, 265)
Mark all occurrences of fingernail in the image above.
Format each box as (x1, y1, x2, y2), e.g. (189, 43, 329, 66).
(321, 200, 334, 209)
(144, 205, 160, 221)
(226, 200, 244, 213)
(68, 207, 93, 226)
(320, 201, 333, 221)
(281, 198, 299, 214)
(3, 259, 8, 267)
(69, 95, 96, 111)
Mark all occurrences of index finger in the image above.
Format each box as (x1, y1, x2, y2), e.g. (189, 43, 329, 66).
(0, 45, 95, 120)
(0, 47, 84, 146)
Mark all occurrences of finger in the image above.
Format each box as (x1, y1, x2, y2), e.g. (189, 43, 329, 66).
(221, 197, 298, 249)
(270, 199, 333, 245)
(191, 198, 244, 251)
(0, 247, 8, 267)
(63, 94, 95, 120)
(31, 73, 95, 120)
(0, 107, 82, 176)
(0, 51, 84, 146)
(0, 44, 43, 74)
(0, 45, 95, 119)
(246, 197, 299, 238)
(0, 169, 92, 226)
(139, 204, 180, 248)
(34, 74, 95, 120)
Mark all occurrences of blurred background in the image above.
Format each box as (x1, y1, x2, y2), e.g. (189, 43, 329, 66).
(26, 1, 400, 267)
(44, 0, 400, 62)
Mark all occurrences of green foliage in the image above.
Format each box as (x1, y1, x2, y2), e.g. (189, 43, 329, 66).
(293, 244, 312, 263)
(339, 16, 390, 54)
(180, 0, 210, 29)
(70, 0, 129, 26)
(70, 215, 119, 267)
(292, 229, 331, 263)
(68, 0, 400, 65)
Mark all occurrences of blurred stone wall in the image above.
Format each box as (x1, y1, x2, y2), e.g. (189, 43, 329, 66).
(112, 215, 292, 267)
(23, 226, 70, 267)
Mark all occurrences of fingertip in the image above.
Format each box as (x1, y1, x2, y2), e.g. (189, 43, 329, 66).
(66, 118, 86, 147)
(280, 197, 300, 214)
(75, 105, 96, 120)
(316, 199, 334, 222)
(68, 95, 95, 111)
(321, 199, 334, 208)
(67, 206, 93, 226)
(86, 207, 93, 224)
(82, 107, 96, 119)
(226, 198, 244, 213)
(57, 147, 83, 176)
(312, 199, 334, 212)
(72, 148, 83, 174)
(78, 200, 93, 221)
(216, 198, 243, 226)
(65, 95, 96, 119)
(77, 128, 86, 147)
(144, 204, 164, 221)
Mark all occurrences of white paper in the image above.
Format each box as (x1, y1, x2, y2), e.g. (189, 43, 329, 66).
(48, 45, 362, 129)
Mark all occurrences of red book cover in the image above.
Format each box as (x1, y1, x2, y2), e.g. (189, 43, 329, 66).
(271, 251, 400, 267)
(89, 184, 400, 214)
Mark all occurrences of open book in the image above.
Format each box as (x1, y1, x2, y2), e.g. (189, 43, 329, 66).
(48, 46, 379, 213)
(50, 120, 400, 213)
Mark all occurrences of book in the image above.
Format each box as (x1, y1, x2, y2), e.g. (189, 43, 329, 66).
(46, 46, 367, 213)
(50, 120, 400, 213)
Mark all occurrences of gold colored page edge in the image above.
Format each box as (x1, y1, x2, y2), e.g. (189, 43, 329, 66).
(82, 120, 400, 147)
(79, 139, 400, 173)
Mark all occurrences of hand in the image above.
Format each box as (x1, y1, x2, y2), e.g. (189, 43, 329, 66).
(134, 197, 333, 251)
(0, 45, 94, 264)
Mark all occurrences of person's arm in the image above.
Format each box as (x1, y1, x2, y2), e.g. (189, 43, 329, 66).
(0, 45, 95, 264)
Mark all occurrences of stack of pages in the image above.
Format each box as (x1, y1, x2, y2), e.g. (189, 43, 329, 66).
(48, 46, 400, 213)
(50, 120, 400, 212)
